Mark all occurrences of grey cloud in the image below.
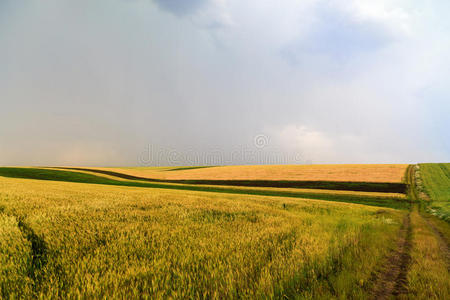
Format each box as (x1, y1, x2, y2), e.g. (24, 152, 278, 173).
(153, 0, 206, 17)
(281, 5, 395, 66)
(0, 0, 449, 166)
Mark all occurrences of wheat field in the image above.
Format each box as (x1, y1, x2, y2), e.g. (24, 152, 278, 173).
(0, 175, 402, 299)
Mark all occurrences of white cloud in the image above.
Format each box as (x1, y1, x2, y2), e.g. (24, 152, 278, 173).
(339, 0, 412, 36)
(193, 0, 234, 28)
(272, 125, 335, 163)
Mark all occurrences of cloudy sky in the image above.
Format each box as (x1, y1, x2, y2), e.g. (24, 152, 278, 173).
(1, 0, 449, 166)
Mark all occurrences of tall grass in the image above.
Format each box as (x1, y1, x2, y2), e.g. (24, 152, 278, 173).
(407, 208, 449, 299)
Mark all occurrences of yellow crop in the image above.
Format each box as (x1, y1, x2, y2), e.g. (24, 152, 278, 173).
(91, 164, 408, 183)
(0, 176, 402, 298)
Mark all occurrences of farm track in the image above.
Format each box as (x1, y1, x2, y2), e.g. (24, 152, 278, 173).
(370, 212, 412, 299)
(370, 165, 419, 299)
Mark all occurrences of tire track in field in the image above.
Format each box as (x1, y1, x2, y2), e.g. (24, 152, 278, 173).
(370, 165, 416, 299)
(16, 216, 48, 289)
(0, 204, 48, 293)
(370, 211, 412, 299)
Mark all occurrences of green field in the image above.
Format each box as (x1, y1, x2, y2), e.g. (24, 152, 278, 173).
(418, 163, 450, 221)
(0, 165, 449, 299)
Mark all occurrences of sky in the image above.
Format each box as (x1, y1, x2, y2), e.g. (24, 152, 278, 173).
(0, 0, 449, 166)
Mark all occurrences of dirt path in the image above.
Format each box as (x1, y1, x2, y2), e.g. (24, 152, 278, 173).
(370, 212, 412, 299)
(370, 165, 417, 299)
(371, 163, 450, 299)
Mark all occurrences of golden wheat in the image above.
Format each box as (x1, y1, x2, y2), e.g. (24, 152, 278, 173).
(0, 176, 403, 298)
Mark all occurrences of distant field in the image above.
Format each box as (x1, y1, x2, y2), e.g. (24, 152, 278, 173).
(0, 168, 409, 209)
(88, 164, 408, 183)
(58, 165, 409, 193)
(0, 176, 402, 298)
(419, 163, 450, 221)
(52, 167, 408, 199)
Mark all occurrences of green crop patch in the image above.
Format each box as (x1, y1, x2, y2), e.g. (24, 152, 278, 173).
(419, 163, 450, 221)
